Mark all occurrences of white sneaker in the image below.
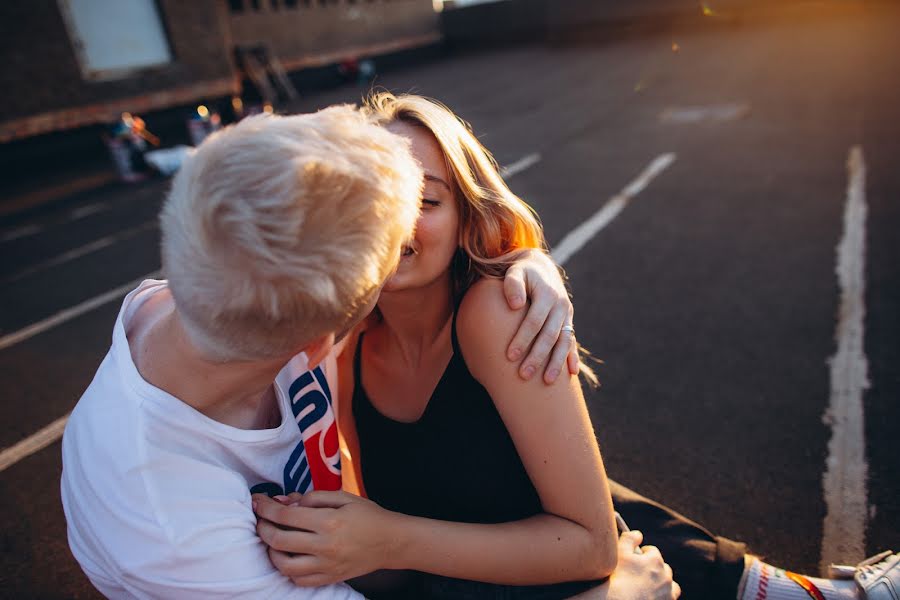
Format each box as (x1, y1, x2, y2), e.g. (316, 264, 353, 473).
(829, 551, 900, 600)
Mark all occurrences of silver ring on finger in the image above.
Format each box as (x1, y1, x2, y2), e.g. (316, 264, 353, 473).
(561, 324, 575, 335)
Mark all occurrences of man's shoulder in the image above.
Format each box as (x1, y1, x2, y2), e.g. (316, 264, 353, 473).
(64, 376, 253, 518)
(62, 382, 266, 589)
(63, 361, 251, 527)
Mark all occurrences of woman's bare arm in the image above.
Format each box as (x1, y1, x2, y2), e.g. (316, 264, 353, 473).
(424, 277, 617, 582)
(254, 277, 616, 586)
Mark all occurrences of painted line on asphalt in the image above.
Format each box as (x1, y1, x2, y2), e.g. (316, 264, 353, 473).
(0, 200, 114, 245)
(3, 221, 158, 284)
(552, 153, 677, 265)
(68, 201, 111, 220)
(0, 414, 70, 473)
(659, 103, 750, 124)
(501, 153, 541, 178)
(0, 271, 161, 352)
(820, 145, 870, 571)
(0, 224, 42, 243)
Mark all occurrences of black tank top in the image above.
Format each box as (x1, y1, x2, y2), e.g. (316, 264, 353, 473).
(353, 310, 542, 524)
(352, 311, 599, 600)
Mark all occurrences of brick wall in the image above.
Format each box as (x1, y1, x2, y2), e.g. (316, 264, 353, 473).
(0, 0, 237, 141)
(0, 1, 440, 142)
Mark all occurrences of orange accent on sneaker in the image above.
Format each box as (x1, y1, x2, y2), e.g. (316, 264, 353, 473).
(784, 572, 827, 600)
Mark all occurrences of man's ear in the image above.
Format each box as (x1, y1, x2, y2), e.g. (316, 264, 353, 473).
(302, 333, 336, 369)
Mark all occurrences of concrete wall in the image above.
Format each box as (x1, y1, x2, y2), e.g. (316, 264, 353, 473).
(228, 1, 440, 69)
(440, 0, 546, 46)
(546, 0, 770, 29)
(440, 0, 837, 46)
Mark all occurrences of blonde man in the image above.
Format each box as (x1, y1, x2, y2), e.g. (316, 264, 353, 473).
(60, 106, 584, 599)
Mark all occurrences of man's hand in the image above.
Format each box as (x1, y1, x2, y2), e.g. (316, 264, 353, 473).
(582, 530, 681, 600)
(502, 250, 579, 384)
(252, 491, 396, 587)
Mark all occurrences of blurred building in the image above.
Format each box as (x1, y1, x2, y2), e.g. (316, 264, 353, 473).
(0, 0, 440, 144)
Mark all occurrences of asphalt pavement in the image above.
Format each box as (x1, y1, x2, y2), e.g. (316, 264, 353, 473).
(1, 2, 898, 597)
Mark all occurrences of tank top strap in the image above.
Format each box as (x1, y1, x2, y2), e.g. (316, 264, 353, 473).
(353, 332, 366, 382)
(450, 296, 464, 357)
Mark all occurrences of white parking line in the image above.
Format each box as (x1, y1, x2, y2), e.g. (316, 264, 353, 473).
(0, 201, 113, 246)
(501, 153, 541, 178)
(68, 202, 111, 220)
(659, 103, 750, 124)
(3, 221, 158, 283)
(0, 414, 70, 473)
(0, 271, 161, 352)
(552, 153, 676, 265)
(0, 224, 42, 243)
(820, 145, 870, 571)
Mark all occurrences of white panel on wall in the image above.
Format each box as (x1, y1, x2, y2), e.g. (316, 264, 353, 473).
(59, 0, 172, 79)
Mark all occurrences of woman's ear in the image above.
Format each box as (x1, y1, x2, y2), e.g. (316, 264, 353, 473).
(302, 333, 336, 369)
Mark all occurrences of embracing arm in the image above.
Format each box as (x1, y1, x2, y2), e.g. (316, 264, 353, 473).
(503, 249, 580, 383)
(255, 277, 616, 586)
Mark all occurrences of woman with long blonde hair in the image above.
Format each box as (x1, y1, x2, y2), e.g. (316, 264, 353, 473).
(253, 93, 678, 599)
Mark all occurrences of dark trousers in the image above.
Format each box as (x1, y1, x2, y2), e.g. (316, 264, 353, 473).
(356, 480, 748, 599)
(610, 480, 747, 600)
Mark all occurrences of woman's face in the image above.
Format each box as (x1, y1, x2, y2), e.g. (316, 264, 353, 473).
(382, 120, 460, 293)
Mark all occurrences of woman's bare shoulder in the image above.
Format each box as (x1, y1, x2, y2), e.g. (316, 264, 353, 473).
(456, 278, 526, 379)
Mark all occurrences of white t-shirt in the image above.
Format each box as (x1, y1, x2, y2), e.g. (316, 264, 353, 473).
(60, 280, 362, 599)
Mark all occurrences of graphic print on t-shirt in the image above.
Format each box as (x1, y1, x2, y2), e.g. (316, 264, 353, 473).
(286, 365, 341, 492)
(249, 365, 341, 497)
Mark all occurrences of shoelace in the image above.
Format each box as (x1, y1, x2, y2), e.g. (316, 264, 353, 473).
(856, 551, 894, 581)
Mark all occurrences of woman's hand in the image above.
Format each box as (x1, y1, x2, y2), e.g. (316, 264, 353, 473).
(502, 250, 579, 384)
(252, 491, 398, 587)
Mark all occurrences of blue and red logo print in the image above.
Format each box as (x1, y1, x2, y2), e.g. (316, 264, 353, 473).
(283, 366, 341, 492)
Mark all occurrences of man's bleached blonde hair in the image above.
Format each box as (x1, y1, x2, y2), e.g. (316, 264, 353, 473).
(161, 106, 422, 361)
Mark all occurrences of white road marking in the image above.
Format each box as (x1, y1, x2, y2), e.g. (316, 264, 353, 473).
(501, 153, 541, 178)
(0, 414, 70, 473)
(0, 202, 112, 245)
(1, 202, 113, 245)
(3, 221, 157, 283)
(659, 103, 750, 124)
(551, 153, 677, 265)
(0, 224, 42, 243)
(820, 145, 870, 572)
(68, 202, 111, 220)
(0, 271, 161, 352)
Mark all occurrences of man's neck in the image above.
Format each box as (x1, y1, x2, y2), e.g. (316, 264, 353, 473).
(127, 290, 287, 430)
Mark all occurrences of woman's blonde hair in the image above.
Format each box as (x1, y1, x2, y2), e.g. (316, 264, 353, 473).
(364, 92, 597, 383)
(364, 92, 546, 296)
(161, 106, 422, 362)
